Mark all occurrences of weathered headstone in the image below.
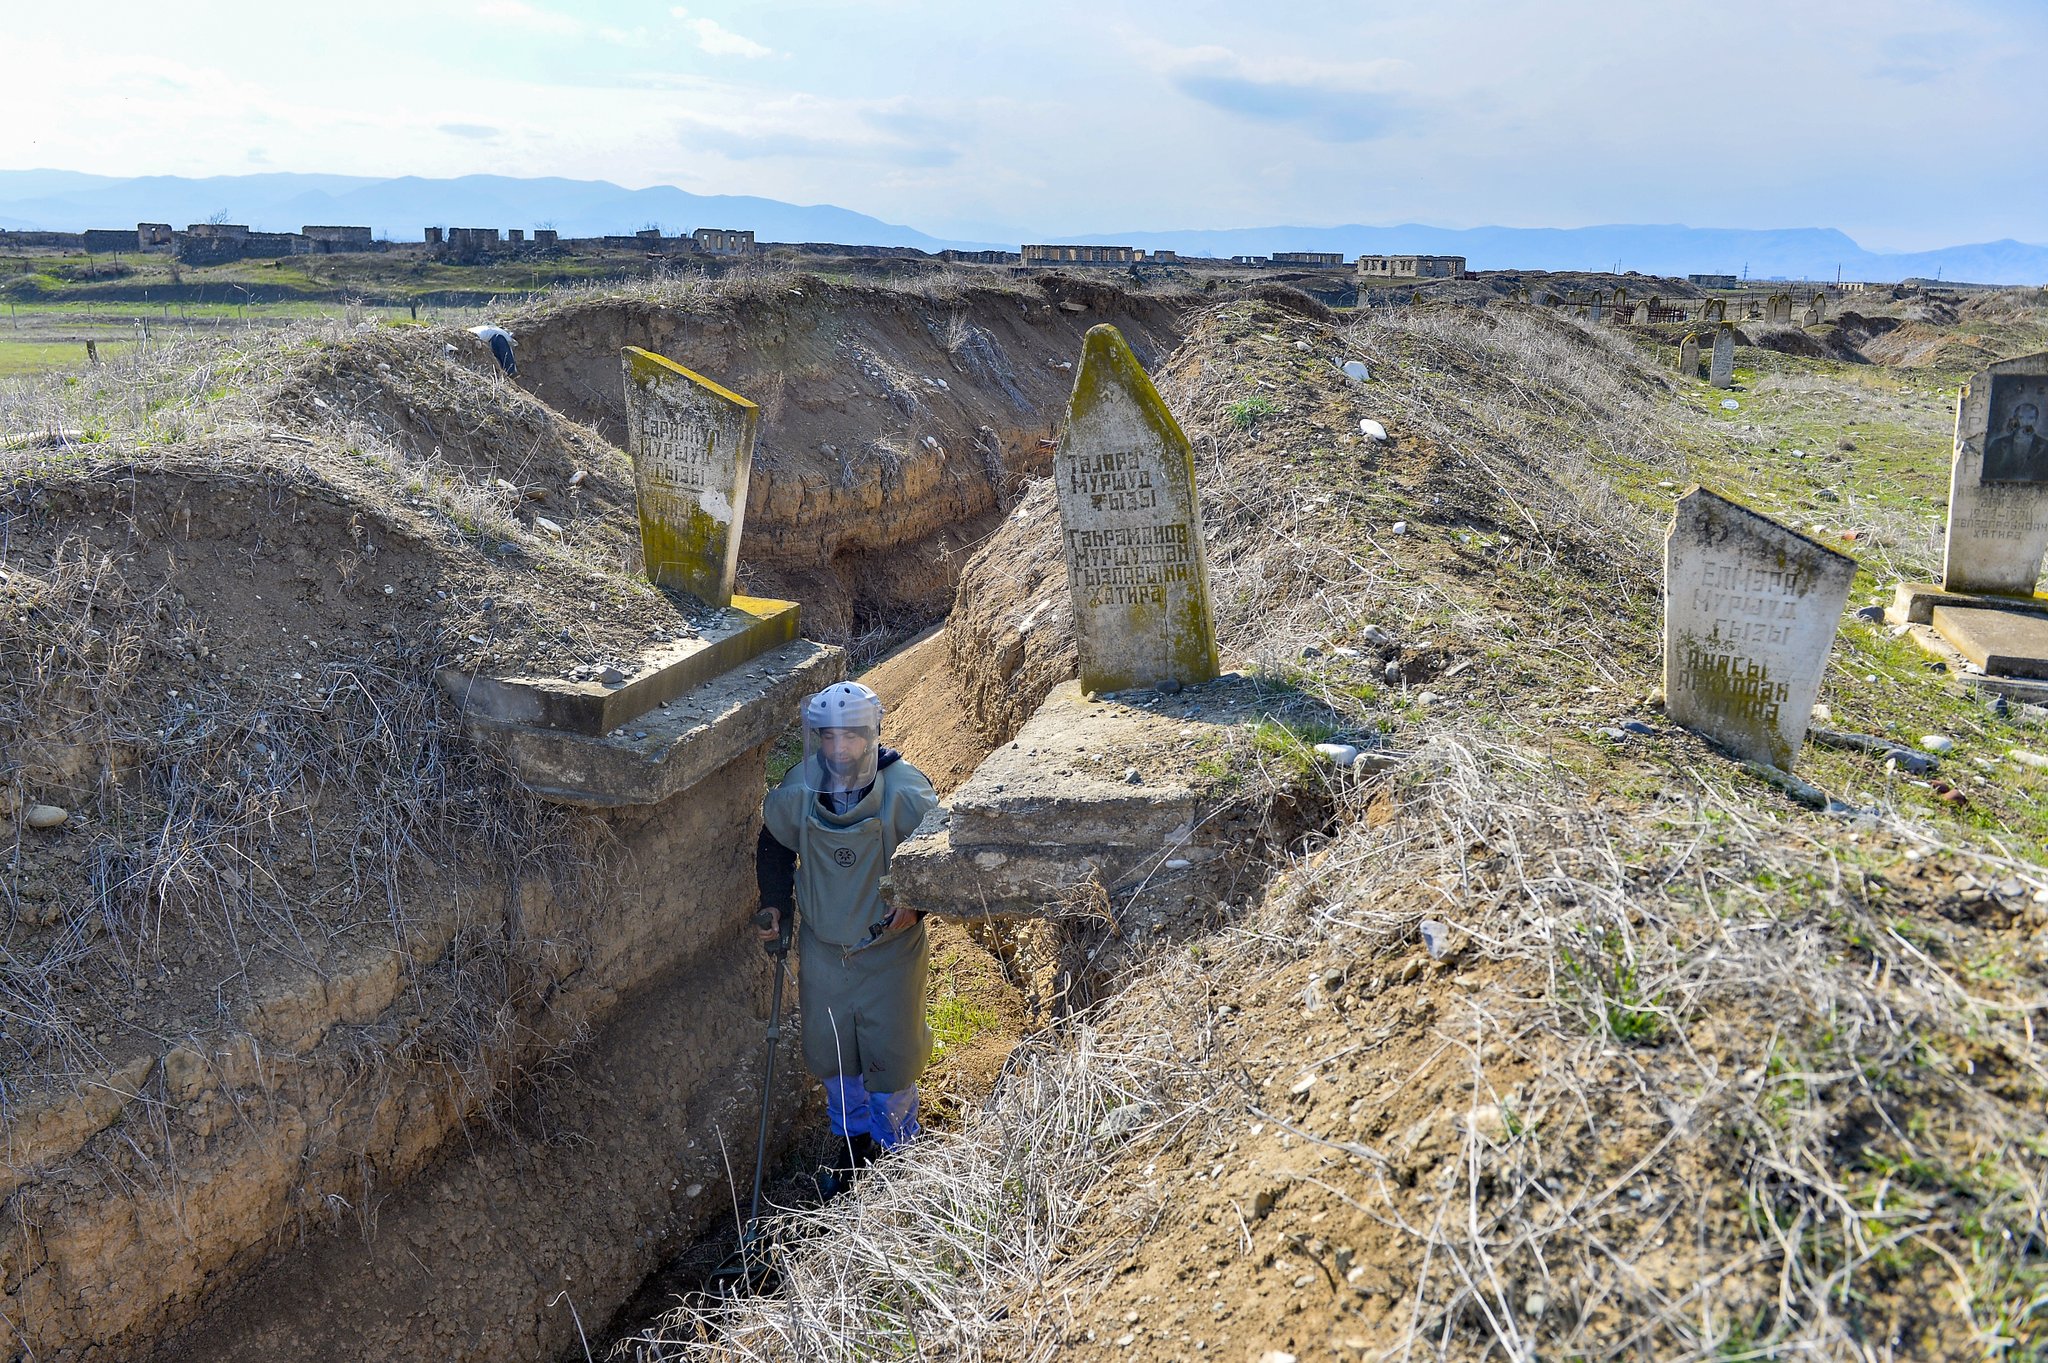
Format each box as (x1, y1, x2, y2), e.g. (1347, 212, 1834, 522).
(1665, 487, 1858, 770)
(1811, 293, 1828, 323)
(1613, 287, 1628, 309)
(620, 345, 759, 607)
(1631, 302, 1650, 325)
(1940, 353, 2048, 596)
(1054, 324, 1219, 694)
(1589, 295, 1604, 321)
(1770, 294, 1794, 325)
(1709, 322, 1736, 389)
(1703, 299, 1727, 323)
(1678, 333, 1701, 378)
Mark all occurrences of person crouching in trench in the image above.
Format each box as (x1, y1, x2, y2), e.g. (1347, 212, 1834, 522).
(756, 681, 939, 1194)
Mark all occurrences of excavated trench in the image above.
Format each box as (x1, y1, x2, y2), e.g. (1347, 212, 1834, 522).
(0, 276, 1209, 1363)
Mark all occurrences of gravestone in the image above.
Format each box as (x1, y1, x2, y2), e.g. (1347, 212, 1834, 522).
(1771, 294, 1794, 324)
(1709, 322, 1736, 388)
(1631, 302, 1650, 324)
(1589, 295, 1604, 321)
(1703, 299, 1727, 323)
(1054, 324, 1219, 694)
(1940, 352, 2048, 596)
(1665, 487, 1858, 769)
(1678, 333, 1701, 378)
(1811, 293, 1828, 323)
(1613, 287, 1628, 309)
(620, 345, 759, 607)
(1802, 299, 1821, 326)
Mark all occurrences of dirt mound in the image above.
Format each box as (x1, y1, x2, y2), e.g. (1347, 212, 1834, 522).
(1745, 321, 1838, 360)
(950, 297, 1669, 740)
(496, 273, 1185, 645)
(0, 434, 727, 1357)
(1859, 318, 2004, 369)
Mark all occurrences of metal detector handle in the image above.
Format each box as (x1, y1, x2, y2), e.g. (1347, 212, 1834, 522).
(753, 906, 794, 957)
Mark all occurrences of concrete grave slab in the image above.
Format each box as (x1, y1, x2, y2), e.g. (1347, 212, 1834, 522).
(621, 345, 759, 607)
(439, 595, 799, 737)
(1887, 580, 2048, 626)
(1901, 621, 2048, 705)
(1678, 333, 1700, 379)
(1054, 324, 1219, 695)
(1941, 352, 2048, 596)
(461, 638, 842, 807)
(1930, 604, 2048, 679)
(892, 679, 1390, 917)
(1664, 487, 1858, 770)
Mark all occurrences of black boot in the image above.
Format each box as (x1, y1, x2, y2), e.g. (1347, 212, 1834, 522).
(817, 1132, 882, 1200)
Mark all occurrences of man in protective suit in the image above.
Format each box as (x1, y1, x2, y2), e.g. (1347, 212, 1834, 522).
(756, 681, 939, 1192)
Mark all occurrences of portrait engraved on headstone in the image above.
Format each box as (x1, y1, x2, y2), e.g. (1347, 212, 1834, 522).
(1942, 353, 2048, 596)
(1053, 324, 1220, 694)
(620, 345, 759, 607)
(1980, 375, 2048, 484)
(1664, 487, 1858, 771)
(1710, 322, 1736, 389)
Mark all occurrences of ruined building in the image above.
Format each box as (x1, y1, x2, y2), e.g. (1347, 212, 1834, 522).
(1356, 254, 1466, 279)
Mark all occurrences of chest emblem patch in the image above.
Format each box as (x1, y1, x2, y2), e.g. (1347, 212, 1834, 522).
(832, 847, 857, 867)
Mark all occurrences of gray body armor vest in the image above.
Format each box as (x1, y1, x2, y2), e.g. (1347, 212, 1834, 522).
(763, 759, 937, 947)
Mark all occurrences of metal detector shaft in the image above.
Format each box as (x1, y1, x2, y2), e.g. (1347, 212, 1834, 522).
(744, 908, 795, 1235)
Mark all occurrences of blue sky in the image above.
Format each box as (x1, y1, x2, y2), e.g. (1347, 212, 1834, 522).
(3, 0, 2043, 249)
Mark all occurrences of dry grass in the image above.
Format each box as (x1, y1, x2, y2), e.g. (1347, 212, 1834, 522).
(626, 986, 1222, 1362)
(651, 297, 2046, 1361)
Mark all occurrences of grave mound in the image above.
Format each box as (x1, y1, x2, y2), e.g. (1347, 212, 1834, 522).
(951, 297, 1666, 738)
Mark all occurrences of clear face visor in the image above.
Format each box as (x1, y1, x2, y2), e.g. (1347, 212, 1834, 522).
(803, 723, 879, 795)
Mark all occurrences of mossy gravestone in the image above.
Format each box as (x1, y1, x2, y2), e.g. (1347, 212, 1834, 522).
(1054, 324, 1219, 694)
(621, 345, 759, 607)
(1941, 353, 2048, 597)
(1665, 488, 1856, 770)
(1678, 333, 1701, 379)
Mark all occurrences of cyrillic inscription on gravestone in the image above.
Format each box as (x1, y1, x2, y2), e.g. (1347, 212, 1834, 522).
(1054, 324, 1219, 694)
(1678, 333, 1701, 379)
(1941, 352, 2048, 596)
(1710, 323, 1735, 389)
(620, 346, 759, 607)
(1665, 487, 1857, 770)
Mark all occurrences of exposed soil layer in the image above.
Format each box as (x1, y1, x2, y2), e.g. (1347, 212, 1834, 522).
(502, 275, 1185, 642)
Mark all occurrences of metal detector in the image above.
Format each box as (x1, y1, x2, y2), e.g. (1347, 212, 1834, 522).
(710, 905, 795, 1293)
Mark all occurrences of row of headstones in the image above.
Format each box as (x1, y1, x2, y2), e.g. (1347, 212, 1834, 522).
(1038, 329, 2048, 792)
(1671, 353, 2048, 773)
(1515, 288, 1825, 327)
(1678, 325, 1738, 387)
(614, 320, 2048, 793)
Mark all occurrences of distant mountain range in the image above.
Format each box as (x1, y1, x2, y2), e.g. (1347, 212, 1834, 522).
(0, 170, 981, 254)
(3, 170, 2045, 285)
(1066, 224, 2048, 288)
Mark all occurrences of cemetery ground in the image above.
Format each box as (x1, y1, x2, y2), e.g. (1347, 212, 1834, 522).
(0, 268, 2044, 1361)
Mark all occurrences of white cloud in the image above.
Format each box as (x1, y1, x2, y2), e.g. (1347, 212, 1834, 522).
(669, 8, 775, 58)
(473, 1, 584, 37)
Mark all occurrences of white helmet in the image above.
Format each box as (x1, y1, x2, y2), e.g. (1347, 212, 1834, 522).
(802, 682, 883, 795)
(803, 681, 884, 731)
